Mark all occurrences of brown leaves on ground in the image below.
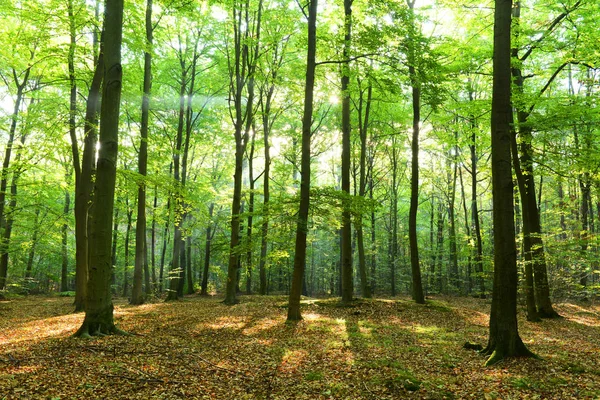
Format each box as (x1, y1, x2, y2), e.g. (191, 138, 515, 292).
(1, 294, 599, 399)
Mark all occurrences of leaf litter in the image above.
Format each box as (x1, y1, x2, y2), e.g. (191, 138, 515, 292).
(0, 295, 599, 399)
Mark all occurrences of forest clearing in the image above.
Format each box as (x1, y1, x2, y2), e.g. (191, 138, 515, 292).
(1, 295, 599, 399)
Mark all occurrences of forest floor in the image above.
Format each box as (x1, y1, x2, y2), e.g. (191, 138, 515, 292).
(1, 294, 599, 399)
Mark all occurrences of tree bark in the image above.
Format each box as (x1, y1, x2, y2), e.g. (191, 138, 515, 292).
(483, 0, 534, 365)
(407, 0, 425, 304)
(201, 203, 214, 295)
(131, 0, 153, 305)
(340, 0, 354, 304)
(75, 0, 125, 337)
(287, 0, 317, 321)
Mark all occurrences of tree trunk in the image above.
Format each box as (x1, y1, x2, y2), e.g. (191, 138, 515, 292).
(0, 69, 30, 290)
(339, 0, 354, 305)
(287, 0, 317, 321)
(74, 0, 125, 337)
(356, 81, 372, 298)
(27, 209, 41, 281)
(61, 185, 70, 292)
(483, 0, 534, 364)
(165, 62, 187, 302)
(201, 203, 214, 295)
(131, 0, 153, 305)
(510, 0, 558, 318)
(74, 59, 102, 310)
(469, 110, 485, 298)
(122, 203, 133, 298)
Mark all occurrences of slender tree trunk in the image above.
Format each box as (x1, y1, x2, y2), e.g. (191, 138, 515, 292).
(201, 203, 214, 295)
(131, 0, 153, 305)
(225, 0, 263, 304)
(287, 0, 317, 321)
(469, 112, 485, 298)
(482, 0, 534, 364)
(448, 136, 459, 291)
(75, 0, 125, 337)
(340, 0, 354, 304)
(165, 63, 187, 301)
(407, 0, 424, 304)
(27, 209, 41, 281)
(151, 185, 158, 292)
(0, 69, 30, 290)
(110, 207, 119, 294)
(356, 82, 372, 298)
(61, 184, 70, 292)
(122, 203, 133, 298)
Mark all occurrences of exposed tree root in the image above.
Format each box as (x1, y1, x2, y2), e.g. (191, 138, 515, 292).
(73, 321, 130, 338)
(481, 339, 540, 366)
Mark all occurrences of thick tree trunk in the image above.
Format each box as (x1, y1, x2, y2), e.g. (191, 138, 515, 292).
(74, 0, 125, 337)
(74, 45, 103, 311)
(131, 0, 153, 305)
(483, 0, 534, 364)
(287, 0, 317, 321)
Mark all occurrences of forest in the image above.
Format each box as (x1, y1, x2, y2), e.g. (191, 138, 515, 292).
(1, 0, 600, 398)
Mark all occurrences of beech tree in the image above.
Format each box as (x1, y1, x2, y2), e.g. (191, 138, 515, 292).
(482, 0, 535, 366)
(74, 0, 125, 337)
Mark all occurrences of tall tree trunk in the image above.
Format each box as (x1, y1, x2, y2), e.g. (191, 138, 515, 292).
(482, 0, 534, 364)
(340, 0, 354, 304)
(407, 0, 424, 304)
(510, 130, 540, 321)
(73, 8, 102, 312)
(0, 68, 30, 290)
(74, 0, 125, 337)
(165, 60, 187, 301)
(356, 81, 372, 298)
(469, 108, 485, 298)
(151, 185, 158, 292)
(225, 0, 263, 304)
(459, 167, 472, 295)
(510, 0, 558, 318)
(131, 0, 153, 305)
(287, 0, 317, 321)
(389, 143, 399, 297)
(447, 135, 459, 291)
(0, 130, 27, 291)
(159, 164, 172, 292)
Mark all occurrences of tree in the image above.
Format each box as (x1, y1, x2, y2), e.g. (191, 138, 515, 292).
(482, 0, 535, 366)
(340, 0, 354, 305)
(287, 0, 317, 321)
(223, 0, 263, 305)
(407, 0, 425, 304)
(131, 0, 153, 305)
(74, 0, 125, 338)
